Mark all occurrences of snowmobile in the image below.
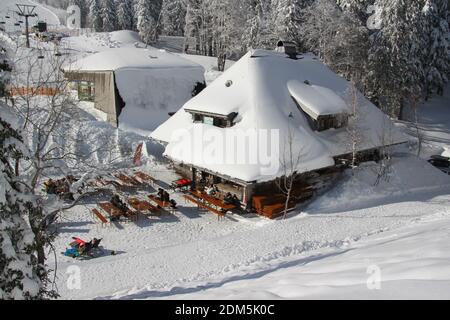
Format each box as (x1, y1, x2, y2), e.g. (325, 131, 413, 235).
(63, 237, 103, 259)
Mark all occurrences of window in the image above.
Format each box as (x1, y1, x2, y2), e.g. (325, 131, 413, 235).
(189, 111, 238, 128)
(203, 116, 214, 125)
(78, 81, 95, 102)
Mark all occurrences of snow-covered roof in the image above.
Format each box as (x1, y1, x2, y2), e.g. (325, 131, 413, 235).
(151, 49, 407, 183)
(65, 47, 203, 72)
(287, 80, 349, 119)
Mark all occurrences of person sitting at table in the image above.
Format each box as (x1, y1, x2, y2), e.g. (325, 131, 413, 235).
(169, 199, 177, 209)
(157, 188, 164, 201)
(206, 184, 217, 196)
(231, 194, 240, 206)
(224, 192, 233, 205)
(110, 194, 128, 213)
(163, 190, 170, 204)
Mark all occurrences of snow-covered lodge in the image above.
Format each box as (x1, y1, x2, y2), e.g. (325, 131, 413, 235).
(151, 45, 407, 218)
(64, 48, 205, 131)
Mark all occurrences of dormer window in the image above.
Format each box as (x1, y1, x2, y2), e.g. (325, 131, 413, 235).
(287, 80, 349, 132)
(186, 109, 238, 128)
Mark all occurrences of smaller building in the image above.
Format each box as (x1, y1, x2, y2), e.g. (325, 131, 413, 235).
(64, 48, 205, 131)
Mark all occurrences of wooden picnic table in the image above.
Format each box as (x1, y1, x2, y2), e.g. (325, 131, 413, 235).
(147, 194, 170, 208)
(190, 190, 237, 212)
(147, 194, 177, 214)
(128, 197, 159, 213)
(115, 173, 140, 187)
(134, 171, 156, 186)
(99, 202, 123, 217)
(183, 195, 225, 218)
(99, 202, 138, 221)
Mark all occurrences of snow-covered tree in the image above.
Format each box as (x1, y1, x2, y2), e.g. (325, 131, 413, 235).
(161, 0, 187, 36)
(136, 0, 163, 44)
(89, 0, 103, 32)
(0, 35, 56, 299)
(271, 0, 305, 43)
(302, 0, 369, 80)
(0, 108, 51, 300)
(117, 0, 135, 30)
(366, 0, 425, 118)
(421, 0, 450, 97)
(69, 0, 89, 28)
(102, 0, 118, 32)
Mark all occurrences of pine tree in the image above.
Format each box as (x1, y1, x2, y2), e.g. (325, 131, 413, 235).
(136, 0, 163, 44)
(117, 0, 135, 30)
(161, 0, 187, 36)
(421, 0, 450, 97)
(102, 0, 118, 32)
(365, 0, 425, 118)
(69, 0, 89, 28)
(0, 40, 55, 298)
(272, 0, 307, 44)
(89, 0, 103, 32)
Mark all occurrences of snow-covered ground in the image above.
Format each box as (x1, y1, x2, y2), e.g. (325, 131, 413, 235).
(3, 24, 450, 299)
(400, 88, 450, 159)
(49, 154, 450, 300)
(169, 211, 450, 300)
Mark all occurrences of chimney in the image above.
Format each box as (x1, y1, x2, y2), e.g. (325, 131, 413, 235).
(276, 40, 298, 60)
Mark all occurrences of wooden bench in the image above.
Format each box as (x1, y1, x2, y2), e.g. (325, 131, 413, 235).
(183, 195, 225, 219)
(134, 171, 156, 187)
(115, 173, 140, 187)
(92, 208, 109, 225)
(99, 202, 138, 222)
(147, 194, 176, 214)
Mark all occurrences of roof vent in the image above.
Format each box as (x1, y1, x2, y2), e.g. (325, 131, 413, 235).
(225, 80, 233, 87)
(276, 40, 298, 60)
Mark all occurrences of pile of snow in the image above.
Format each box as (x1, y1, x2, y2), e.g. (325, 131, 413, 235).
(310, 155, 450, 212)
(151, 50, 407, 183)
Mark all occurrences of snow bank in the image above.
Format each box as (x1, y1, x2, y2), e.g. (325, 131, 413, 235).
(168, 212, 450, 300)
(310, 156, 450, 212)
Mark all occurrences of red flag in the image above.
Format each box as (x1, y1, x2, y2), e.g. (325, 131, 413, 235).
(133, 142, 144, 166)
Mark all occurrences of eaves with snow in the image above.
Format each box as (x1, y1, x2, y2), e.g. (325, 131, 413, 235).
(152, 49, 407, 183)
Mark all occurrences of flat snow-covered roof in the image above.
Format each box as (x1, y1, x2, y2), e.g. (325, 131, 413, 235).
(65, 47, 203, 72)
